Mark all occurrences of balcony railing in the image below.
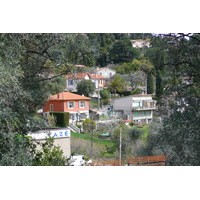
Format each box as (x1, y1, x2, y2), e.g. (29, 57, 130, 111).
(132, 106, 156, 111)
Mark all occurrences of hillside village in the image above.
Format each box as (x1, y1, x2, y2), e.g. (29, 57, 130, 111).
(1, 33, 199, 166)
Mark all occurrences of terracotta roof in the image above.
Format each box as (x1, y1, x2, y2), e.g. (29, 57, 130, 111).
(66, 72, 89, 79)
(66, 72, 105, 79)
(89, 74, 105, 79)
(75, 65, 86, 68)
(49, 91, 91, 100)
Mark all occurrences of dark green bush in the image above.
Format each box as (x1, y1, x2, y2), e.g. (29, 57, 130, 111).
(50, 112, 69, 127)
(128, 128, 143, 141)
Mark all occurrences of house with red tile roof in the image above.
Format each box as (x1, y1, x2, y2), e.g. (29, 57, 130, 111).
(65, 72, 106, 92)
(43, 91, 91, 123)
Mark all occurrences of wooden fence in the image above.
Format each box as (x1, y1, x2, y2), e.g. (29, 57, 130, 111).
(127, 155, 167, 166)
(91, 155, 167, 166)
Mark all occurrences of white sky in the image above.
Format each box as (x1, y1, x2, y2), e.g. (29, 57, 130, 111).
(0, 0, 199, 33)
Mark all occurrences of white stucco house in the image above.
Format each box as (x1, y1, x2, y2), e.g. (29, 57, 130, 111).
(112, 94, 156, 124)
(95, 67, 116, 79)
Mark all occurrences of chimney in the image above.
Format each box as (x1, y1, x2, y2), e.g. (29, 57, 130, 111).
(57, 94, 59, 99)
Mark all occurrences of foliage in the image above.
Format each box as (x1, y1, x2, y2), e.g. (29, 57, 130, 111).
(48, 75, 66, 95)
(128, 128, 143, 141)
(109, 39, 139, 64)
(0, 33, 95, 165)
(33, 137, 67, 166)
(77, 79, 96, 97)
(115, 62, 140, 74)
(0, 133, 34, 166)
(129, 33, 153, 40)
(82, 118, 96, 133)
(82, 118, 97, 157)
(156, 69, 163, 98)
(108, 74, 128, 94)
(130, 58, 155, 94)
(147, 73, 154, 94)
(47, 113, 57, 127)
(121, 70, 147, 92)
(140, 34, 200, 165)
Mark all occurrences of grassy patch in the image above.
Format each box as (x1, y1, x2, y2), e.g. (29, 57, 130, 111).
(71, 132, 115, 148)
(137, 126, 149, 142)
(71, 132, 115, 157)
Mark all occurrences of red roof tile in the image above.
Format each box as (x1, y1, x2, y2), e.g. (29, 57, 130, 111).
(75, 65, 86, 68)
(65, 72, 89, 79)
(49, 91, 91, 100)
(89, 74, 105, 79)
(66, 72, 105, 80)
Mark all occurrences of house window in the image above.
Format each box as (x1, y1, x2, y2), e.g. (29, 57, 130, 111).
(79, 101, 86, 108)
(135, 102, 140, 107)
(50, 104, 54, 112)
(135, 112, 139, 116)
(68, 101, 74, 108)
(68, 80, 74, 86)
(149, 111, 151, 115)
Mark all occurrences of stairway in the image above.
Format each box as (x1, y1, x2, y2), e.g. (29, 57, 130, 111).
(68, 124, 80, 133)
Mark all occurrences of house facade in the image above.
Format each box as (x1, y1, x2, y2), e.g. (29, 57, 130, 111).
(112, 94, 156, 124)
(65, 72, 106, 92)
(43, 91, 91, 123)
(95, 67, 116, 79)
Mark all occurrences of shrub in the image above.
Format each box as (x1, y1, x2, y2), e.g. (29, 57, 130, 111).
(128, 128, 143, 141)
(50, 112, 69, 127)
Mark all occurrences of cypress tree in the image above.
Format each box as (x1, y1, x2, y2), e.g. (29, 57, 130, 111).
(156, 69, 163, 98)
(147, 74, 154, 94)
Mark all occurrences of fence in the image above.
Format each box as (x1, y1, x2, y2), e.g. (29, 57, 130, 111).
(127, 155, 167, 166)
(91, 155, 167, 166)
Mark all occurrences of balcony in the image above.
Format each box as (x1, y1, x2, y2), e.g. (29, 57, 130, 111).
(132, 106, 156, 111)
(132, 100, 157, 111)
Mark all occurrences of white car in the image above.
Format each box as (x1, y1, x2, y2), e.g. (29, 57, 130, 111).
(70, 154, 92, 166)
(70, 155, 85, 166)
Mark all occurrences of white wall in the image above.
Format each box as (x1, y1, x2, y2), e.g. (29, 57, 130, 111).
(113, 96, 133, 111)
(97, 68, 116, 78)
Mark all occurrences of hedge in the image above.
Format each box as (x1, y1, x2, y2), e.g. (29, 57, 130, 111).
(50, 112, 69, 127)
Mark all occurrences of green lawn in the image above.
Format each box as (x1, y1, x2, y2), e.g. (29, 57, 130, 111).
(71, 132, 115, 148)
(71, 132, 116, 157)
(137, 126, 149, 142)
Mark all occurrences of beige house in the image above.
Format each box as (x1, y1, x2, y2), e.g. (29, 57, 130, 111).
(112, 94, 156, 124)
(28, 128, 71, 158)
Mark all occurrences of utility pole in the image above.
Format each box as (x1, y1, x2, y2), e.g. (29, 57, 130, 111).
(98, 87, 100, 110)
(119, 128, 122, 166)
(98, 88, 100, 110)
